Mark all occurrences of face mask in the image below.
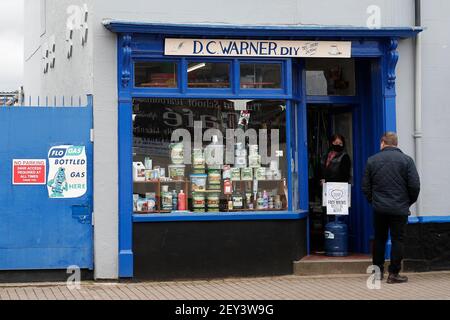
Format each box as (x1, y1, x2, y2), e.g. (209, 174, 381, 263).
(332, 145, 344, 152)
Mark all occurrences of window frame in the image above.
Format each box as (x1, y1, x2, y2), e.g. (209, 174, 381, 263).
(185, 58, 233, 92)
(132, 57, 291, 97)
(238, 60, 285, 93)
(133, 58, 181, 92)
(131, 97, 294, 220)
(128, 56, 300, 222)
(305, 58, 357, 98)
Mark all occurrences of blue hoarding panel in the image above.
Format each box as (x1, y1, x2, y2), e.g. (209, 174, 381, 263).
(0, 104, 93, 270)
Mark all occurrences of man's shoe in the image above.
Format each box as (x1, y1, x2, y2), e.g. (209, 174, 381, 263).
(387, 273, 408, 284)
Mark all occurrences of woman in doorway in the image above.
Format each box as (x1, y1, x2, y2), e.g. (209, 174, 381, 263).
(311, 134, 352, 254)
(321, 134, 352, 185)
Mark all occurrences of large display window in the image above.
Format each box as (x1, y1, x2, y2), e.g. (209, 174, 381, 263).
(132, 98, 289, 214)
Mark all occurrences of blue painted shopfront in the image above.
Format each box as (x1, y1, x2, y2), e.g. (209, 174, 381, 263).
(104, 21, 421, 278)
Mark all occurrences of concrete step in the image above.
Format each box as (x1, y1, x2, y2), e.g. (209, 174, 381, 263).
(294, 254, 389, 276)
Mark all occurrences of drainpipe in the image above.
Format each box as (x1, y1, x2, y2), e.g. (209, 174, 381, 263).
(414, 0, 423, 216)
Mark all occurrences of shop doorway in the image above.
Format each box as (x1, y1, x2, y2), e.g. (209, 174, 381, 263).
(304, 57, 384, 256)
(307, 104, 355, 254)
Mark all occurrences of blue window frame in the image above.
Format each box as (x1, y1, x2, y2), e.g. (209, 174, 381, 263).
(239, 61, 284, 91)
(130, 96, 298, 221)
(128, 56, 300, 222)
(132, 58, 182, 94)
(134, 60, 179, 89)
(186, 59, 233, 91)
(132, 58, 291, 98)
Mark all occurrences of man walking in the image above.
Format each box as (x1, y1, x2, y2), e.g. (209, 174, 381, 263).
(362, 132, 420, 284)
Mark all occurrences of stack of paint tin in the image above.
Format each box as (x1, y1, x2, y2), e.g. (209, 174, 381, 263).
(208, 168, 221, 191)
(192, 148, 206, 174)
(207, 193, 220, 212)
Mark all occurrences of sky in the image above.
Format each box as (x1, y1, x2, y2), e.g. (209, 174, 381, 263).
(0, 0, 24, 91)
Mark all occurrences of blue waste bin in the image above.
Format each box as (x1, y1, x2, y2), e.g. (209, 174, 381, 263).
(324, 220, 348, 257)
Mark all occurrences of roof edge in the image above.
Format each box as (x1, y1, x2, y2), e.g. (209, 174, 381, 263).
(102, 20, 423, 39)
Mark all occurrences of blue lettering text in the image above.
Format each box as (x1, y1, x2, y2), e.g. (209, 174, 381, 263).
(206, 41, 216, 55)
(193, 41, 204, 54)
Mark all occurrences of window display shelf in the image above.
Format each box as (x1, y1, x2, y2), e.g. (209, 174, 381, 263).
(133, 210, 309, 223)
(225, 208, 287, 212)
(134, 210, 172, 214)
(139, 82, 176, 88)
(231, 179, 284, 182)
(188, 83, 230, 87)
(134, 180, 188, 184)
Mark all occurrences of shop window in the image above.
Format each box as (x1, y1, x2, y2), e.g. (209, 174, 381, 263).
(134, 62, 178, 88)
(187, 62, 230, 88)
(240, 63, 282, 89)
(306, 59, 356, 96)
(132, 98, 288, 214)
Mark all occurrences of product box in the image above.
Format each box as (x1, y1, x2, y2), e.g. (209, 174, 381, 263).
(133, 194, 139, 211)
(241, 168, 253, 181)
(235, 149, 247, 157)
(133, 162, 146, 182)
(235, 156, 247, 168)
(249, 155, 262, 168)
(255, 167, 266, 180)
(223, 165, 232, 180)
(191, 174, 207, 192)
(136, 198, 149, 212)
(231, 168, 241, 181)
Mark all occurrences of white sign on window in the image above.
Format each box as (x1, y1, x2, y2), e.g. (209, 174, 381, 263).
(323, 183, 350, 215)
(165, 39, 352, 58)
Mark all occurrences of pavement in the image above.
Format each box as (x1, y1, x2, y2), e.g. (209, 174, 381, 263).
(0, 272, 450, 300)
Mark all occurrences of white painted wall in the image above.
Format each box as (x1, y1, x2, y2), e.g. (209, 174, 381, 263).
(419, 0, 450, 216)
(24, 0, 93, 105)
(25, 0, 450, 279)
(90, 1, 119, 280)
(23, 0, 43, 101)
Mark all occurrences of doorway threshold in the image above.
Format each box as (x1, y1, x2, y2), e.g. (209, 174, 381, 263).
(294, 254, 388, 276)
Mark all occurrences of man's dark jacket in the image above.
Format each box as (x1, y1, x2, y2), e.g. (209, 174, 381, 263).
(362, 147, 420, 215)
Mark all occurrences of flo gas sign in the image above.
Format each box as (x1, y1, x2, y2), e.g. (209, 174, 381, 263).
(47, 145, 87, 199)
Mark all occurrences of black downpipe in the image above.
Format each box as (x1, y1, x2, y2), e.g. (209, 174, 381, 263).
(415, 0, 421, 27)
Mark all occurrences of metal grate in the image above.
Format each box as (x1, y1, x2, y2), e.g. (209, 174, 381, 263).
(0, 94, 92, 108)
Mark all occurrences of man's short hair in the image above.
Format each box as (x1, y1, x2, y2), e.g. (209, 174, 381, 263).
(381, 132, 398, 146)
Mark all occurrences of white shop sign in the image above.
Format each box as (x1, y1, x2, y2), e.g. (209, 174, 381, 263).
(323, 183, 351, 216)
(165, 38, 352, 58)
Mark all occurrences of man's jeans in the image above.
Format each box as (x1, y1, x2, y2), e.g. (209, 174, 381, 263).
(373, 213, 408, 275)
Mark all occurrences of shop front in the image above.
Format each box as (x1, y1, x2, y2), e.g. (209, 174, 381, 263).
(104, 22, 421, 279)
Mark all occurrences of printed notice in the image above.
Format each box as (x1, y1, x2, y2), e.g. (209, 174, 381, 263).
(47, 145, 87, 199)
(325, 182, 350, 216)
(12, 159, 47, 185)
